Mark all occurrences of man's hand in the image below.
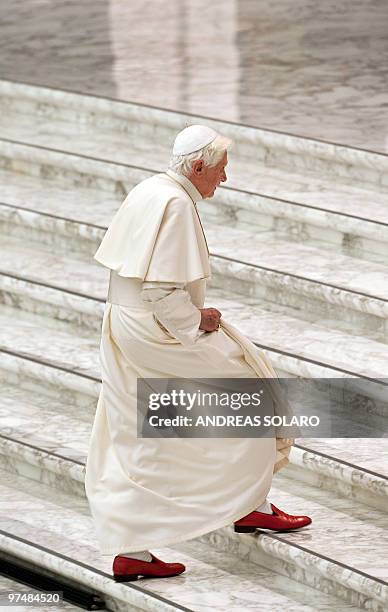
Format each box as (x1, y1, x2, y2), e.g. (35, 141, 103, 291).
(199, 308, 222, 332)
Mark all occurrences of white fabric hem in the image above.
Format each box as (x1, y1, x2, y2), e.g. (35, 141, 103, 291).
(98, 492, 270, 557)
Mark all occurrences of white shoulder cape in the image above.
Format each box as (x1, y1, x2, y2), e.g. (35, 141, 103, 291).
(94, 173, 211, 283)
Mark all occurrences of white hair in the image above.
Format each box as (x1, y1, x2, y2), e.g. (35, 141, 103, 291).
(168, 134, 232, 177)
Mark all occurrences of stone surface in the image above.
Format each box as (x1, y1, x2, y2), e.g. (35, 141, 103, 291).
(1, 1, 388, 152)
(0, 68, 387, 610)
(1, 276, 387, 508)
(0, 466, 366, 612)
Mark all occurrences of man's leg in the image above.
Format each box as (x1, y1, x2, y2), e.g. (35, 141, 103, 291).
(255, 499, 273, 514)
(120, 551, 152, 561)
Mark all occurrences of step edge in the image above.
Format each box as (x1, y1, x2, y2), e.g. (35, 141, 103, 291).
(1, 305, 387, 382)
(1, 437, 386, 607)
(218, 526, 388, 605)
(0, 530, 191, 612)
(1, 77, 388, 170)
(2, 209, 388, 314)
(290, 445, 388, 489)
(1, 137, 388, 223)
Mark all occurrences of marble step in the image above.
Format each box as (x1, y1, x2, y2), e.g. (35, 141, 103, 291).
(0, 470, 185, 612)
(1, 268, 388, 423)
(1, 136, 388, 266)
(0, 436, 386, 611)
(2, 263, 388, 430)
(287, 444, 388, 512)
(1, 77, 388, 192)
(199, 472, 388, 611)
(208, 231, 388, 343)
(1, 271, 388, 384)
(2, 202, 388, 345)
(0, 467, 369, 612)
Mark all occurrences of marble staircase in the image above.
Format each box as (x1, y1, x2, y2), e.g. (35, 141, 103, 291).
(0, 372, 387, 610)
(0, 462, 369, 612)
(1, 79, 388, 186)
(0, 79, 387, 611)
(1, 124, 388, 264)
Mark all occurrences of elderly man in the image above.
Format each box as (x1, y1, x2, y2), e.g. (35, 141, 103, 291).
(85, 125, 311, 583)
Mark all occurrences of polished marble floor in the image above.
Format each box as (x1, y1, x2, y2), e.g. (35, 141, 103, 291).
(1, 1, 388, 153)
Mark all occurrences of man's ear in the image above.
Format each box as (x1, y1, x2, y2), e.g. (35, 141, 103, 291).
(192, 160, 203, 175)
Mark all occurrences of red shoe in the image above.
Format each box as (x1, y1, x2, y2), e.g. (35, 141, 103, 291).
(113, 553, 186, 582)
(234, 504, 312, 533)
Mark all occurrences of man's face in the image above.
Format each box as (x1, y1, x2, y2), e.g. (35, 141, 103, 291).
(191, 152, 228, 198)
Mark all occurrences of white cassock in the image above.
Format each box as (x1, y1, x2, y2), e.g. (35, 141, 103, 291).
(85, 169, 293, 556)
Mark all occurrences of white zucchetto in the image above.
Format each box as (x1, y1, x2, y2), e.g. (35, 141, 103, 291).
(173, 125, 218, 156)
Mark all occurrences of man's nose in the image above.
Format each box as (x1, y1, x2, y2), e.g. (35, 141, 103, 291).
(221, 171, 227, 182)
